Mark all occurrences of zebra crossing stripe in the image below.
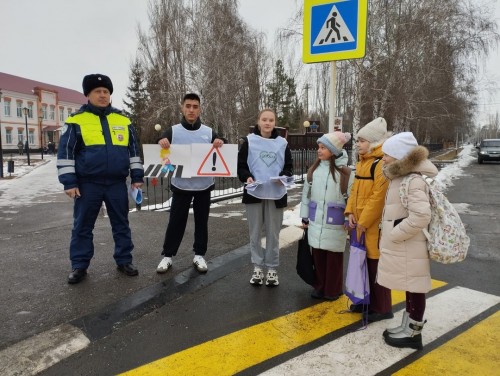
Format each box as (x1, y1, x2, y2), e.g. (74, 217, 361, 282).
(119, 281, 447, 375)
(261, 286, 500, 376)
(394, 310, 500, 376)
(0, 324, 90, 376)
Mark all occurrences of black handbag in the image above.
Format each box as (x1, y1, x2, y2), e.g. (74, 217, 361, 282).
(296, 229, 316, 285)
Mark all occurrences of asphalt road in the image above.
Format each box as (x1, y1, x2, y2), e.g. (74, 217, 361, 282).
(35, 158, 500, 375)
(0, 151, 498, 375)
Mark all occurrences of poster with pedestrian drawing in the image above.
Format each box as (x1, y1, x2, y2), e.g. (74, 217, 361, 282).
(142, 144, 237, 178)
(143, 144, 192, 178)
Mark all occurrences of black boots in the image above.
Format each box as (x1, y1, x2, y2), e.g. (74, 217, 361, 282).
(68, 268, 87, 284)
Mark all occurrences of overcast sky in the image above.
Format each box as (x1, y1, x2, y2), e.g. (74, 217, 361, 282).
(0, 0, 498, 126)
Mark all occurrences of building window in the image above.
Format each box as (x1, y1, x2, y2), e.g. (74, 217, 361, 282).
(67, 108, 72, 117)
(6, 129, 12, 144)
(18, 129, 24, 143)
(42, 104, 47, 120)
(4, 100, 11, 116)
(49, 105, 55, 120)
(16, 102, 23, 117)
(29, 130, 35, 145)
(59, 107, 64, 121)
(28, 103, 34, 118)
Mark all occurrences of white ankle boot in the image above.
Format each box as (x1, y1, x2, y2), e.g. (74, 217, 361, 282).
(384, 317, 426, 350)
(383, 311, 409, 338)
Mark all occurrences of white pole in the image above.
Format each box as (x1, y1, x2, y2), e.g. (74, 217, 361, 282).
(329, 61, 337, 133)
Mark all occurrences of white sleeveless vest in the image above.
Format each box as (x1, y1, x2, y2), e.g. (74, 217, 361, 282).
(171, 124, 214, 190)
(246, 133, 287, 200)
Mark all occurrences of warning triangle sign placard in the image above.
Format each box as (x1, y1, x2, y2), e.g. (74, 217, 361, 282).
(197, 145, 231, 176)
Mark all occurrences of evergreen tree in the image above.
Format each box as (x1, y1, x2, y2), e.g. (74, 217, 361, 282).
(123, 59, 149, 144)
(266, 60, 301, 129)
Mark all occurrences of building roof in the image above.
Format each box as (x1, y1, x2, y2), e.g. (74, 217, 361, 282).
(0, 72, 86, 104)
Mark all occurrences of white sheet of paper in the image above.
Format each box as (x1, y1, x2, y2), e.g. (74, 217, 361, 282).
(245, 180, 264, 191)
(190, 144, 238, 177)
(270, 176, 295, 187)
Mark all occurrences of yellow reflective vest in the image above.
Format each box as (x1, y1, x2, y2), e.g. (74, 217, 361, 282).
(57, 104, 143, 189)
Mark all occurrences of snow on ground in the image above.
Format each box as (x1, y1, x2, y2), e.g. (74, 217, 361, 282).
(433, 145, 476, 190)
(0, 155, 61, 208)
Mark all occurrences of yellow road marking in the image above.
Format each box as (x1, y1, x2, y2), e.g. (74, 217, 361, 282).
(121, 280, 447, 376)
(394, 310, 500, 375)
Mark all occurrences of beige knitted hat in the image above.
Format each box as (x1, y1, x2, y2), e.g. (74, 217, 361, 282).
(357, 117, 389, 143)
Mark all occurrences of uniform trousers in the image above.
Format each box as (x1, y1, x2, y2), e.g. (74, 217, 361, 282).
(70, 181, 133, 269)
(245, 200, 283, 269)
(162, 189, 210, 257)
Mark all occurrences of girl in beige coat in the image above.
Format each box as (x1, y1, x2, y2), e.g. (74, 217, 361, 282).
(378, 132, 438, 350)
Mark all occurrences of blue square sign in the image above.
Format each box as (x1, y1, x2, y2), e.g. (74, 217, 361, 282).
(303, 0, 367, 63)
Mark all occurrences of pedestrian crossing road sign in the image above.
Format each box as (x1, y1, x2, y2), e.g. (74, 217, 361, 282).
(303, 0, 368, 63)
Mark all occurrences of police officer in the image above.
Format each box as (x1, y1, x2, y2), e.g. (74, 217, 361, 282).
(57, 74, 144, 284)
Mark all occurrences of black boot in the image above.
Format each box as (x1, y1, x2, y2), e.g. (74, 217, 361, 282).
(68, 268, 87, 284)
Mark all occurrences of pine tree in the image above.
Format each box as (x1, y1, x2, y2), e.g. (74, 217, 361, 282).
(266, 60, 301, 129)
(123, 59, 149, 144)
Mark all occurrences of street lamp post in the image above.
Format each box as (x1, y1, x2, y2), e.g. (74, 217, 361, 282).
(0, 89, 4, 178)
(22, 107, 31, 166)
(303, 121, 310, 135)
(39, 116, 44, 160)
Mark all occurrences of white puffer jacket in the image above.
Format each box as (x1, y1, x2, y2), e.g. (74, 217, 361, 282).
(300, 151, 354, 252)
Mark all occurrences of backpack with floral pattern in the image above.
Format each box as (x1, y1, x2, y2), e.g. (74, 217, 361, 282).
(399, 174, 469, 264)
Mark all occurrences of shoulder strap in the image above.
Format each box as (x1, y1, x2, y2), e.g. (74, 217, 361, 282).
(339, 166, 351, 198)
(400, 173, 425, 208)
(370, 158, 381, 179)
(354, 158, 381, 180)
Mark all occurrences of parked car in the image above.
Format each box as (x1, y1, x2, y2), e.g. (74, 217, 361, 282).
(476, 139, 500, 164)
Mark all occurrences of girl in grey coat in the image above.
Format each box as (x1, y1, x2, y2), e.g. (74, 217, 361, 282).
(378, 132, 438, 350)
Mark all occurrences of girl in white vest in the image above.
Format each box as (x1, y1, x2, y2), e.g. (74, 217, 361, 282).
(237, 109, 293, 286)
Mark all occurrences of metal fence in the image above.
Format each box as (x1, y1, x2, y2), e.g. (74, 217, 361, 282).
(137, 149, 319, 211)
(137, 143, 444, 211)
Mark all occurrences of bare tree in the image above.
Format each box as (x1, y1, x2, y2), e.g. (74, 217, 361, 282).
(272, 0, 499, 144)
(134, 0, 263, 143)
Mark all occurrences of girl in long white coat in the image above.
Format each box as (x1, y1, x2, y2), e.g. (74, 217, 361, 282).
(378, 132, 438, 350)
(300, 132, 354, 300)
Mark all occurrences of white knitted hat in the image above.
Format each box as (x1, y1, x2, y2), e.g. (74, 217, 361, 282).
(317, 131, 352, 156)
(382, 132, 418, 160)
(357, 117, 389, 143)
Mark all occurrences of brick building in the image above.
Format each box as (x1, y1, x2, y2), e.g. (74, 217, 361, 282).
(0, 72, 86, 153)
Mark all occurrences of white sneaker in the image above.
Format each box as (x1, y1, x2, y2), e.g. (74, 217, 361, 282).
(156, 257, 172, 273)
(249, 267, 264, 286)
(266, 269, 279, 286)
(193, 255, 208, 273)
